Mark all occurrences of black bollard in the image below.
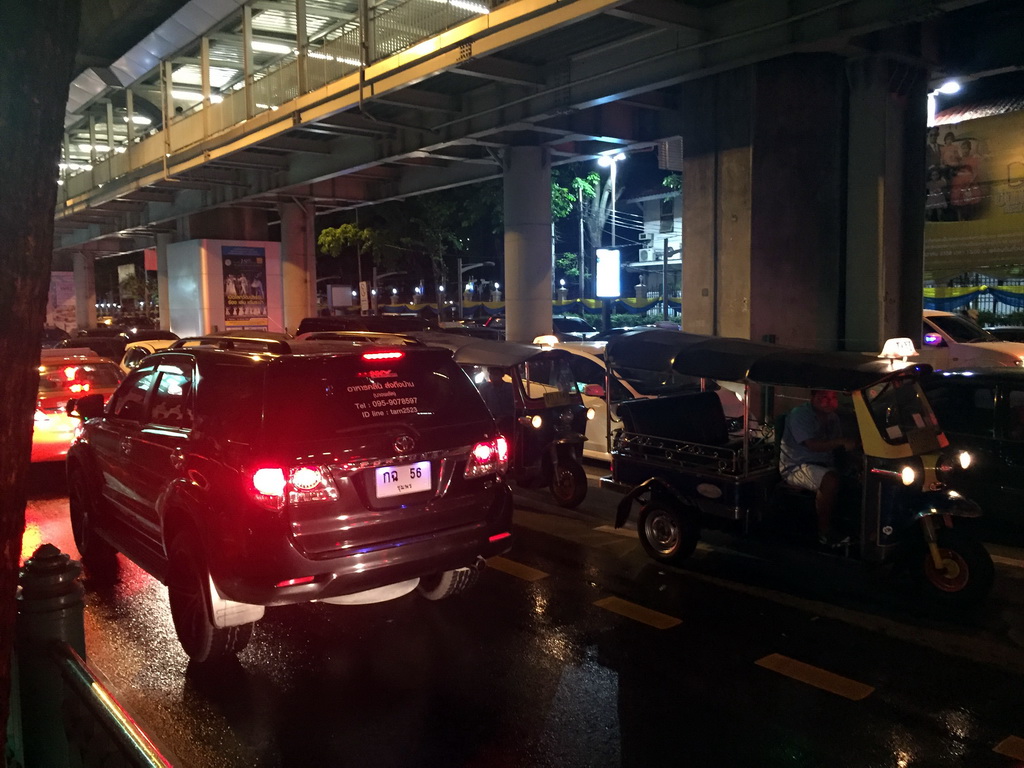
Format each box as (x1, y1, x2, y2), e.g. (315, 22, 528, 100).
(16, 543, 87, 768)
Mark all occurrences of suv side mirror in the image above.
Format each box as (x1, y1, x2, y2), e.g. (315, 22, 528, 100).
(68, 393, 105, 419)
(583, 383, 605, 397)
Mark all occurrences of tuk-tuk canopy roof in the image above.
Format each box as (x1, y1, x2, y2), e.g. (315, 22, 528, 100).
(410, 332, 567, 368)
(605, 329, 931, 392)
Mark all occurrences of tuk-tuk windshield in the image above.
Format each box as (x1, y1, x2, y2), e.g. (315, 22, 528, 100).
(518, 356, 580, 405)
(864, 376, 942, 447)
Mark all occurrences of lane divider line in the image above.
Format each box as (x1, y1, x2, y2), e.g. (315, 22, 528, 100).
(994, 735, 1024, 760)
(593, 596, 682, 629)
(487, 556, 548, 582)
(593, 525, 636, 538)
(755, 653, 874, 701)
(990, 554, 1024, 569)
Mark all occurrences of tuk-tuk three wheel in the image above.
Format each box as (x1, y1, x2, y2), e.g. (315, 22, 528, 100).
(901, 524, 995, 613)
(629, 490, 701, 566)
(548, 447, 588, 508)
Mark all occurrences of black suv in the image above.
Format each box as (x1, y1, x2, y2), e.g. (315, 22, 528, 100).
(66, 335, 513, 662)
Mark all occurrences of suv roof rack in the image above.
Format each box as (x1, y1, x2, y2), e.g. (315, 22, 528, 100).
(170, 336, 292, 354)
(295, 330, 423, 345)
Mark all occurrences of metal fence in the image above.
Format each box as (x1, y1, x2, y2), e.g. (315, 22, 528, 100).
(9, 544, 172, 768)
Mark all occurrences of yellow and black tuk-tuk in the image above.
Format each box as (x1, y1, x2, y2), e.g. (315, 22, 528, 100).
(601, 329, 994, 612)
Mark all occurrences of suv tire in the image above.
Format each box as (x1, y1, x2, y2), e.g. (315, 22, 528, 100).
(417, 567, 480, 600)
(168, 531, 253, 662)
(68, 465, 119, 584)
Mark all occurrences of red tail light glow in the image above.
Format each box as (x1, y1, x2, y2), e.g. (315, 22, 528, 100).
(363, 351, 404, 361)
(465, 436, 510, 479)
(489, 532, 512, 543)
(249, 465, 339, 511)
(276, 575, 316, 588)
(252, 467, 286, 496)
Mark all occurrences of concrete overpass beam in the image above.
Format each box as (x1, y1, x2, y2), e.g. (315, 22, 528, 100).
(682, 55, 848, 350)
(279, 200, 316, 334)
(844, 56, 927, 352)
(72, 252, 97, 332)
(502, 146, 552, 344)
(156, 232, 171, 331)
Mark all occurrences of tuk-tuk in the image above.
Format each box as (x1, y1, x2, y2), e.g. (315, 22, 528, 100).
(413, 333, 592, 508)
(600, 329, 995, 612)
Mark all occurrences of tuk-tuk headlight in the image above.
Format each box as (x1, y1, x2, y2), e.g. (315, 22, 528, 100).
(936, 450, 972, 478)
(900, 466, 917, 486)
(586, 408, 595, 421)
(530, 415, 543, 429)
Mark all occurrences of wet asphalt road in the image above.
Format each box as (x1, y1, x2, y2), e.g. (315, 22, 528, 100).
(21, 461, 1024, 768)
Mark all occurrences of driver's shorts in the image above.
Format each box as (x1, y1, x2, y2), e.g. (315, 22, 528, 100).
(781, 463, 833, 492)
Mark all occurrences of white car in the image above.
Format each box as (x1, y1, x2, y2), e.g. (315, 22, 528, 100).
(537, 338, 744, 462)
(119, 338, 179, 374)
(920, 310, 1024, 370)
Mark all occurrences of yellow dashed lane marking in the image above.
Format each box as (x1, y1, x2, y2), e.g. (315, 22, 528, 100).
(594, 596, 681, 629)
(756, 653, 874, 701)
(487, 556, 547, 582)
(990, 554, 1024, 568)
(994, 735, 1024, 760)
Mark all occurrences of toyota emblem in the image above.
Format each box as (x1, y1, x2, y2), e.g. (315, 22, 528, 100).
(394, 435, 415, 454)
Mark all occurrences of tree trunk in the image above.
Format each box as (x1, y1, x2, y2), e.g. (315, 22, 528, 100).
(0, 0, 82, 761)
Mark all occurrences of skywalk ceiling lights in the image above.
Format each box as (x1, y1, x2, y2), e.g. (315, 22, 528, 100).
(427, 0, 490, 14)
(251, 40, 295, 55)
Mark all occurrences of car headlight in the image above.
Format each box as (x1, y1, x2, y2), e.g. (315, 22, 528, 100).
(586, 408, 595, 421)
(530, 415, 543, 429)
(957, 450, 971, 470)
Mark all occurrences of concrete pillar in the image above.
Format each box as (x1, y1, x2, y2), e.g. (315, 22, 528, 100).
(681, 55, 847, 349)
(280, 200, 316, 334)
(502, 146, 551, 343)
(156, 232, 171, 332)
(72, 251, 97, 331)
(845, 56, 927, 352)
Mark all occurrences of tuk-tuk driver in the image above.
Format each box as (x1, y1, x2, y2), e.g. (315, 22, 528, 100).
(479, 367, 515, 433)
(779, 389, 860, 548)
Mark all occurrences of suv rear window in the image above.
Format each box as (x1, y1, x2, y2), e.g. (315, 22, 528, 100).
(263, 351, 491, 441)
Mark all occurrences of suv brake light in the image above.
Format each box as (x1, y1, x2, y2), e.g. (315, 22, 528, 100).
(363, 351, 403, 361)
(465, 435, 509, 479)
(249, 466, 339, 510)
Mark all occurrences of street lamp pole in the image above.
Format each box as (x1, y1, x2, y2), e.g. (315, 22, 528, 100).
(597, 152, 625, 332)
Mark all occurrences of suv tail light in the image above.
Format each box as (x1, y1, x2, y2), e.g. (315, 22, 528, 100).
(465, 435, 509, 479)
(249, 465, 340, 511)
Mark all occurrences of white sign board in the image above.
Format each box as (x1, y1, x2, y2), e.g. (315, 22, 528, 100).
(595, 249, 621, 298)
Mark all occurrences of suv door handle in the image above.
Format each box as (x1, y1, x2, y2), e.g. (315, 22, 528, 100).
(170, 449, 185, 471)
(120, 437, 132, 457)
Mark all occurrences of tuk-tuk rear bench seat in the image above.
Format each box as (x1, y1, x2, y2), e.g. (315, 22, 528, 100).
(616, 392, 774, 477)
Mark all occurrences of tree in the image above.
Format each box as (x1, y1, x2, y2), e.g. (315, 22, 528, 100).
(552, 165, 616, 298)
(0, 0, 83, 759)
(317, 222, 380, 288)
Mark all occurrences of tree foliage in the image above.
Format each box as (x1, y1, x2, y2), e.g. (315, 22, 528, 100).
(0, 0, 83, 757)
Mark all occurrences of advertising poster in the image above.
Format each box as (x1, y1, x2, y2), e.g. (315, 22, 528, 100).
(47, 271, 76, 330)
(222, 245, 268, 328)
(924, 110, 1024, 281)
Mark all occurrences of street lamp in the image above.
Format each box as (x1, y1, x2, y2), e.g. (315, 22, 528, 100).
(927, 79, 960, 126)
(598, 152, 626, 247)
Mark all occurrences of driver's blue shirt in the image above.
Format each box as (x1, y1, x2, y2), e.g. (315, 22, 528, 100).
(779, 402, 841, 474)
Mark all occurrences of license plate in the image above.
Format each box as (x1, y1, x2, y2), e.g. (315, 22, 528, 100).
(375, 460, 431, 498)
